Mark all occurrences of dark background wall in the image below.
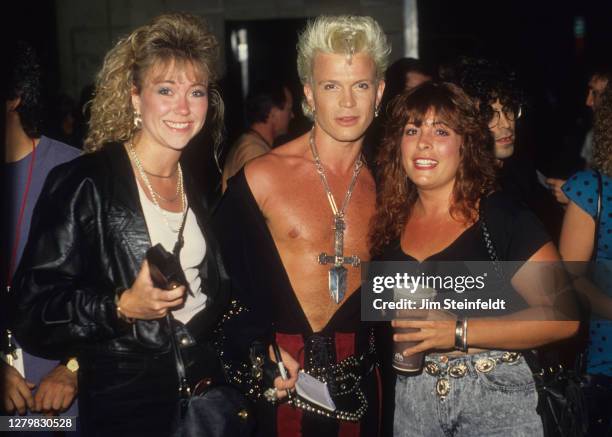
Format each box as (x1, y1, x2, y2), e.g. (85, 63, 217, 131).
(7, 0, 612, 181)
(416, 0, 612, 177)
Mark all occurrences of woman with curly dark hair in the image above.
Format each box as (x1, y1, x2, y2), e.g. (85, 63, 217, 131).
(559, 83, 612, 435)
(371, 81, 579, 436)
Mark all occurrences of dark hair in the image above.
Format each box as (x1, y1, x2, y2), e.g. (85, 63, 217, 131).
(441, 57, 524, 125)
(589, 63, 612, 82)
(382, 57, 435, 108)
(370, 81, 497, 256)
(245, 79, 288, 125)
(6, 41, 43, 138)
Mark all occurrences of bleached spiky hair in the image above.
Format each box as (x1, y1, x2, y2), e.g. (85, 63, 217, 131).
(297, 15, 391, 118)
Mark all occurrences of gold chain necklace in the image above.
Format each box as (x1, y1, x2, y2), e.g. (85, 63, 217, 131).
(127, 141, 186, 233)
(153, 182, 180, 202)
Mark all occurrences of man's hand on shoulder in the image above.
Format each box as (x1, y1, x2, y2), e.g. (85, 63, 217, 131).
(1, 359, 35, 415)
(33, 363, 78, 414)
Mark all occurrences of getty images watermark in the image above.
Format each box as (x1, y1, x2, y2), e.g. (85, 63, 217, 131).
(361, 261, 586, 321)
(370, 270, 506, 311)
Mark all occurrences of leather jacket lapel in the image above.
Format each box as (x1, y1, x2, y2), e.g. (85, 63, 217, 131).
(103, 143, 151, 266)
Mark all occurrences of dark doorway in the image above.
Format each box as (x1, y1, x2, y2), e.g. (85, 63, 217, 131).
(221, 18, 310, 155)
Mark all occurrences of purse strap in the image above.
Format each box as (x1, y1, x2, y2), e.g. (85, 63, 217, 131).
(478, 193, 589, 377)
(478, 195, 556, 374)
(478, 196, 504, 280)
(169, 313, 191, 398)
(592, 170, 603, 262)
(167, 204, 192, 399)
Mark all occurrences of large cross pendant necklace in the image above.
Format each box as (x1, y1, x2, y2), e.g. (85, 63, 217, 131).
(309, 129, 363, 304)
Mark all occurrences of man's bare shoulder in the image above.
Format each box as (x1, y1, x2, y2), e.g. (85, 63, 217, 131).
(244, 133, 310, 203)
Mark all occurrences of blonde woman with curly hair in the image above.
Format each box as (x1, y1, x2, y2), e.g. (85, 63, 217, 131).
(12, 13, 231, 436)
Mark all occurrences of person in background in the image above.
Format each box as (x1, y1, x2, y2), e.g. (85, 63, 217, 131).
(547, 67, 611, 206)
(49, 93, 79, 147)
(385, 57, 434, 97)
(1, 41, 81, 433)
(445, 57, 565, 241)
(222, 79, 294, 191)
(365, 57, 434, 169)
(559, 82, 612, 436)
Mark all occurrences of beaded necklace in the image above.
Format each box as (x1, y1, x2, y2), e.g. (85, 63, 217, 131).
(126, 141, 186, 233)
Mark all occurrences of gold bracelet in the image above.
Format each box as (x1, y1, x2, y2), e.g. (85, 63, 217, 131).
(114, 289, 135, 324)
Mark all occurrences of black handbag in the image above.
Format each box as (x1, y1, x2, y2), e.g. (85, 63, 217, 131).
(479, 196, 588, 437)
(159, 259, 255, 437)
(523, 349, 588, 437)
(171, 383, 255, 437)
(146, 211, 254, 437)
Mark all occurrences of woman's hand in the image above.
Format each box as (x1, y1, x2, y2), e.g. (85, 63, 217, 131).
(118, 260, 186, 320)
(269, 346, 299, 400)
(392, 310, 456, 357)
(545, 178, 569, 205)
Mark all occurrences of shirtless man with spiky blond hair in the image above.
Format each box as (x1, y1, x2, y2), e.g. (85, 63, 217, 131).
(214, 15, 390, 437)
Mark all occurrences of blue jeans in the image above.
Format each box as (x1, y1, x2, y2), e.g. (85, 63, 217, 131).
(394, 350, 543, 437)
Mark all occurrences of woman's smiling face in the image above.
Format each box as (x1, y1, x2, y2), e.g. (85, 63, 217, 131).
(400, 108, 463, 192)
(131, 59, 209, 152)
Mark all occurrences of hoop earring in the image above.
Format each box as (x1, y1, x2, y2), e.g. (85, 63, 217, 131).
(133, 111, 142, 129)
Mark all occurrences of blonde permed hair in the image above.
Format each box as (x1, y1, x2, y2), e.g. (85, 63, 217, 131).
(296, 15, 391, 118)
(84, 13, 223, 152)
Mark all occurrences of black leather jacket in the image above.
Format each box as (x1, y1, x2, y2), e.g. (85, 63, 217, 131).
(11, 143, 229, 360)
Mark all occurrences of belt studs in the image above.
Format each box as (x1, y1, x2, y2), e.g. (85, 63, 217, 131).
(423, 352, 521, 399)
(501, 352, 520, 363)
(474, 357, 496, 373)
(448, 363, 468, 378)
(436, 378, 450, 397)
(425, 362, 441, 376)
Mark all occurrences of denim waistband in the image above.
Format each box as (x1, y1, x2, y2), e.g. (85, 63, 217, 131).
(426, 350, 522, 366)
(423, 350, 524, 397)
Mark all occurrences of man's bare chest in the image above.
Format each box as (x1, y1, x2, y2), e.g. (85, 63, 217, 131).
(264, 187, 375, 254)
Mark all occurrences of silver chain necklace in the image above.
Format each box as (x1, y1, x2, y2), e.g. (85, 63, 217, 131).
(127, 141, 186, 233)
(309, 128, 363, 304)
